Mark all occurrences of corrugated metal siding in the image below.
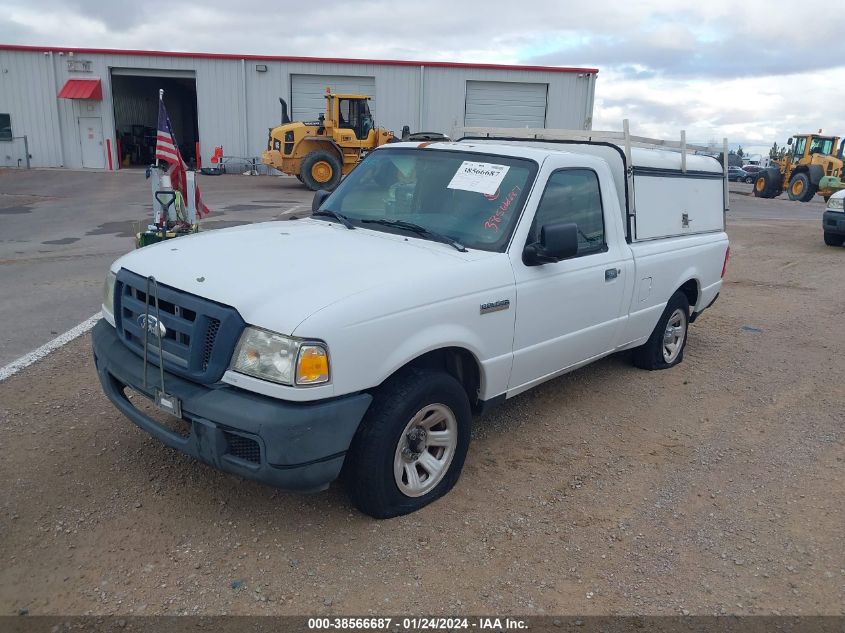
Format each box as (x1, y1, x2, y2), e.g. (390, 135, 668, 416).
(0, 50, 594, 169)
(0, 50, 64, 167)
(464, 80, 548, 128)
(424, 66, 593, 136)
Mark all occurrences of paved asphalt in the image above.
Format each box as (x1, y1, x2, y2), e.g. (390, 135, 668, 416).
(0, 169, 313, 367)
(0, 171, 829, 368)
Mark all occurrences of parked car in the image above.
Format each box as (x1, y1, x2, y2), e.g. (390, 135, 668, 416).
(741, 165, 764, 183)
(92, 138, 730, 518)
(728, 166, 750, 182)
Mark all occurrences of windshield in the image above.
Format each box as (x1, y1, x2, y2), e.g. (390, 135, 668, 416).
(319, 148, 538, 252)
(808, 136, 834, 155)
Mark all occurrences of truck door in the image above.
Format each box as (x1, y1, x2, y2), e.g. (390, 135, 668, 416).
(508, 165, 629, 395)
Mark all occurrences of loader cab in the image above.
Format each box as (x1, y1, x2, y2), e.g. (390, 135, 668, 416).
(789, 134, 838, 163)
(327, 93, 375, 141)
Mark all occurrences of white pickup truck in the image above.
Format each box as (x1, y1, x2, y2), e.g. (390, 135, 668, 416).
(92, 135, 730, 518)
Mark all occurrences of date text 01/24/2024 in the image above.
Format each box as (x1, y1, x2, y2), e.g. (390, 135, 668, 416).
(307, 617, 528, 630)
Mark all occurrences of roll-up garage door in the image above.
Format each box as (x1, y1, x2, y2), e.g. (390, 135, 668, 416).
(291, 74, 376, 122)
(464, 80, 548, 128)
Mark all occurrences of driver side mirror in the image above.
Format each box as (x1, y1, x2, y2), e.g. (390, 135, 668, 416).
(787, 137, 793, 146)
(523, 221, 579, 266)
(312, 189, 331, 212)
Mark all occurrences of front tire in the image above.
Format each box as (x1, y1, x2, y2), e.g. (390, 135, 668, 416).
(633, 291, 690, 370)
(754, 173, 774, 198)
(300, 150, 342, 191)
(744, 176, 754, 184)
(345, 368, 472, 519)
(824, 231, 845, 246)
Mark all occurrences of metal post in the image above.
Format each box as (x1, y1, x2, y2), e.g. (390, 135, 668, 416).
(680, 130, 686, 174)
(23, 135, 30, 169)
(186, 170, 197, 226)
(156, 89, 164, 168)
(723, 137, 730, 215)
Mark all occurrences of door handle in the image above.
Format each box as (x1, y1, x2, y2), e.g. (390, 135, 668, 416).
(605, 268, 620, 281)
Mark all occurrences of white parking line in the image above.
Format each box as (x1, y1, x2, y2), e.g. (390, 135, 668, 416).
(0, 312, 102, 383)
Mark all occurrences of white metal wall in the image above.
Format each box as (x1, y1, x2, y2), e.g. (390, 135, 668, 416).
(0, 48, 596, 170)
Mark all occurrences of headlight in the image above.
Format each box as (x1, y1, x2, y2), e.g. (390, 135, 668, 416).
(103, 270, 117, 316)
(828, 197, 844, 211)
(230, 327, 330, 386)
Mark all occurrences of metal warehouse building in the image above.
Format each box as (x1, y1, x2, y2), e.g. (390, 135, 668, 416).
(0, 44, 597, 170)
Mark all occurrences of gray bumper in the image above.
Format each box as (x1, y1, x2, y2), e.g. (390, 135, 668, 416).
(91, 320, 372, 492)
(823, 210, 845, 235)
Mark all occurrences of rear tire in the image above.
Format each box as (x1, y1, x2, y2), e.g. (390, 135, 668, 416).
(824, 232, 845, 246)
(633, 291, 690, 370)
(345, 368, 472, 519)
(787, 172, 817, 202)
(300, 150, 342, 191)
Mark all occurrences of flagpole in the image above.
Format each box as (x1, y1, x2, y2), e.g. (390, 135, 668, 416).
(156, 88, 164, 168)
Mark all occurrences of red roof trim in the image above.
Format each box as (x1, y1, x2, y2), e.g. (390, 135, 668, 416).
(0, 44, 598, 74)
(58, 78, 102, 100)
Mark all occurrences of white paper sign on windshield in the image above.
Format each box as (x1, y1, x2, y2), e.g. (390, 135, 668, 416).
(447, 161, 510, 196)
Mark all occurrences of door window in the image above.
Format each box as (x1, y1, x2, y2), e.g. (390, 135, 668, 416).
(0, 113, 11, 141)
(529, 169, 605, 256)
(792, 136, 806, 159)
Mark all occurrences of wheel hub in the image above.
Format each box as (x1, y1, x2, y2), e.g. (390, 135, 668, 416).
(393, 403, 458, 498)
(662, 309, 686, 363)
(402, 427, 427, 460)
(312, 160, 332, 183)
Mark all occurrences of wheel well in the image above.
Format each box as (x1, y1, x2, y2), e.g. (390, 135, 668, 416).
(299, 139, 343, 162)
(679, 279, 699, 310)
(396, 348, 481, 412)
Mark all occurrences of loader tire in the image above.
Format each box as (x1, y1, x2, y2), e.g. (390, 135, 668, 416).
(753, 174, 772, 198)
(300, 150, 342, 191)
(754, 169, 781, 198)
(787, 172, 816, 203)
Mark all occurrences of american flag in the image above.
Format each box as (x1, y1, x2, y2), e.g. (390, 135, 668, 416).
(156, 97, 210, 216)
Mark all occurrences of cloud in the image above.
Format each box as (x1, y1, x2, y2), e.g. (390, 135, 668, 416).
(2, 0, 844, 147)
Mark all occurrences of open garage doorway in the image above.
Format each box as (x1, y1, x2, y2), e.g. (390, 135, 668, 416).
(110, 69, 198, 167)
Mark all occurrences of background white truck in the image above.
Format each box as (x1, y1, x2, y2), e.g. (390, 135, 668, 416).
(93, 127, 730, 518)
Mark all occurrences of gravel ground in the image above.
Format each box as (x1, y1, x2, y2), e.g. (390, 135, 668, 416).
(0, 215, 843, 617)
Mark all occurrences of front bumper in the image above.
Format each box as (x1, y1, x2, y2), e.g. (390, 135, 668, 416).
(91, 320, 372, 492)
(823, 210, 845, 236)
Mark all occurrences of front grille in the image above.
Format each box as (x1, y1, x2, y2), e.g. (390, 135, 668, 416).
(115, 269, 245, 384)
(203, 319, 220, 371)
(223, 431, 261, 464)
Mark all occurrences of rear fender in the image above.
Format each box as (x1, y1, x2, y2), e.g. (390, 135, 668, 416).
(297, 137, 343, 162)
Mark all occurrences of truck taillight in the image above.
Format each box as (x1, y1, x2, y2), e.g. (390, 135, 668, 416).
(721, 246, 730, 278)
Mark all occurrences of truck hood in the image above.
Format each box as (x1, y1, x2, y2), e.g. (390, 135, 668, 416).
(113, 219, 494, 334)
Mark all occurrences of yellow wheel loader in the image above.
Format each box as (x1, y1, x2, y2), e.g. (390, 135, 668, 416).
(261, 90, 395, 191)
(754, 133, 844, 202)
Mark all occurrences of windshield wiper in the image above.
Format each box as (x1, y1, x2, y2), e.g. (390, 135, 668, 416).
(361, 218, 467, 252)
(312, 209, 355, 229)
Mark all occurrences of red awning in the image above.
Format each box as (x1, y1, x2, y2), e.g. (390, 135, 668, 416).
(58, 79, 102, 100)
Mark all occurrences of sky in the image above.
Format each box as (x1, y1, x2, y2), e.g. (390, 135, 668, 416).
(2, 0, 843, 158)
